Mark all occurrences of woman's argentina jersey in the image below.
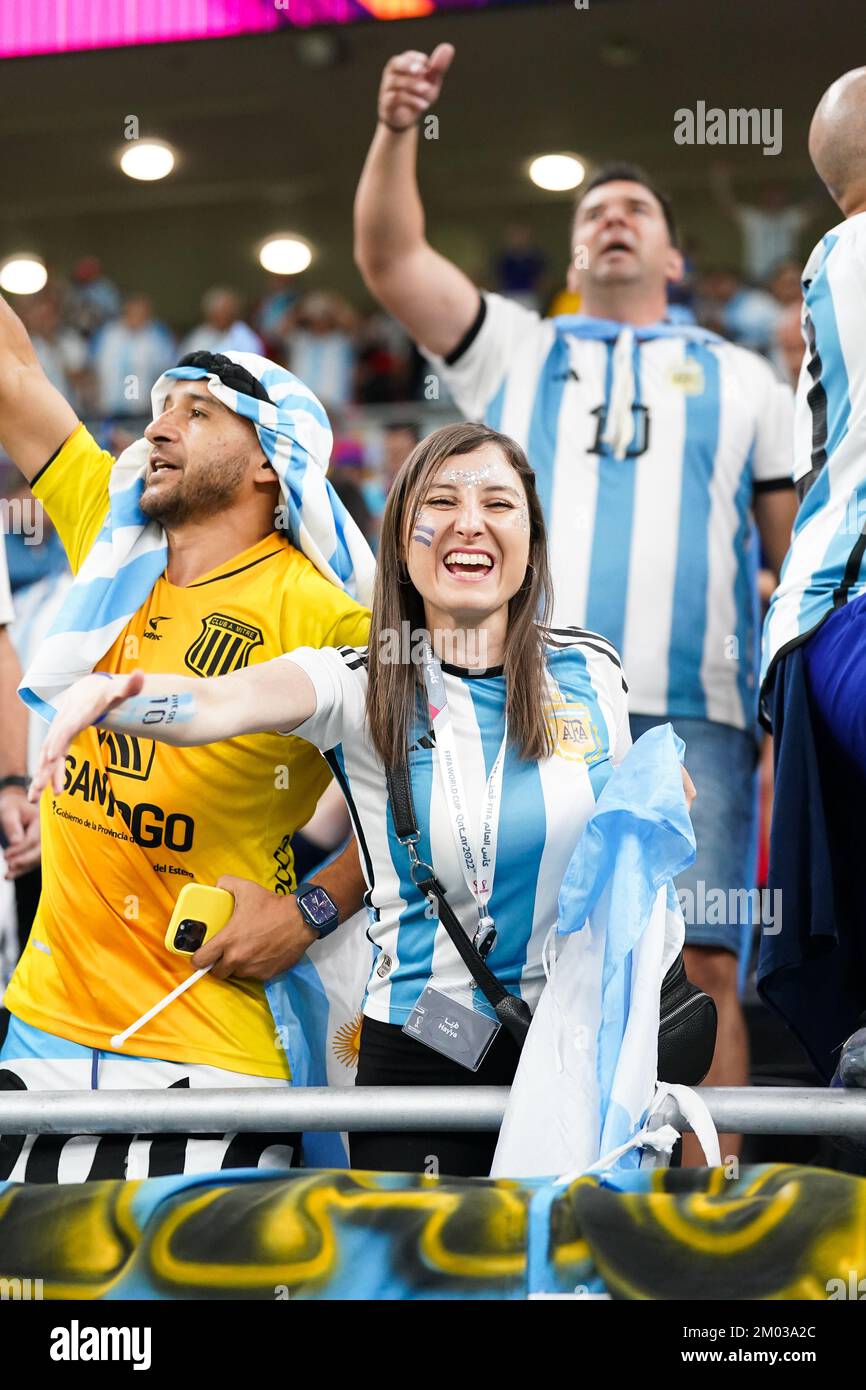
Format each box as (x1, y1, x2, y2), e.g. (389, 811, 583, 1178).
(761, 213, 866, 713)
(285, 629, 631, 1024)
(426, 293, 793, 731)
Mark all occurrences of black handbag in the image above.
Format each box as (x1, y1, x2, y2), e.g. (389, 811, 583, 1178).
(658, 952, 718, 1086)
(386, 760, 718, 1077)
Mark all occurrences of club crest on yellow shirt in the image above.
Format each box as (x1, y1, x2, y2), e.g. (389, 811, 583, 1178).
(544, 698, 604, 764)
(96, 727, 155, 781)
(184, 613, 265, 678)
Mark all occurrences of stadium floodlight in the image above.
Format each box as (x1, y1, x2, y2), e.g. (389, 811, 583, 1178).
(0, 255, 48, 294)
(119, 140, 176, 181)
(258, 235, 313, 275)
(528, 154, 586, 192)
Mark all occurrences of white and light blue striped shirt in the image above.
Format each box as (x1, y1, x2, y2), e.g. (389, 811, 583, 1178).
(428, 294, 793, 731)
(286, 630, 631, 1025)
(761, 213, 866, 705)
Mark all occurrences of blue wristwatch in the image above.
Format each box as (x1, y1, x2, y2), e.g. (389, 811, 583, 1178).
(295, 882, 340, 938)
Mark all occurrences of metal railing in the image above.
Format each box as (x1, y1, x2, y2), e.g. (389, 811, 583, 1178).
(1, 1086, 865, 1139)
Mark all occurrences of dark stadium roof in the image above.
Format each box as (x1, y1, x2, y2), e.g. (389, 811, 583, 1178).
(0, 0, 853, 324)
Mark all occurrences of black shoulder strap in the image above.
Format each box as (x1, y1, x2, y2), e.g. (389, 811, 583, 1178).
(385, 762, 418, 845)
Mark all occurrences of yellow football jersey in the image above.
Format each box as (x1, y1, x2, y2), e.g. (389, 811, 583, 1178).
(5, 425, 370, 1077)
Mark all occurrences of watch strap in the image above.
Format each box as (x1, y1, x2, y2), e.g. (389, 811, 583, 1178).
(0, 776, 30, 792)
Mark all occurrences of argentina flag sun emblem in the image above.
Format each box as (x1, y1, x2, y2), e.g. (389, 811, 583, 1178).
(184, 613, 264, 678)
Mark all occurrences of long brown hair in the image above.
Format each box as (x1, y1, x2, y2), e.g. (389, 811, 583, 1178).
(366, 421, 555, 766)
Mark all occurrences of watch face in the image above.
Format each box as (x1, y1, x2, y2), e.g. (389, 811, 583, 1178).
(300, 887, 335, 927)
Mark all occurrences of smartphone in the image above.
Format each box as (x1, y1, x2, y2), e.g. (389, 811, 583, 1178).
(164, 883, 234, 956)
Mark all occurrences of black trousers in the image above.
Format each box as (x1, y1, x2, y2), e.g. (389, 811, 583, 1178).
(349, 1014, 521, 1178)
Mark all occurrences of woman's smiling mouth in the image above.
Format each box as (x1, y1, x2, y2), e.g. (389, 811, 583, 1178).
(442, 548, 496, 580)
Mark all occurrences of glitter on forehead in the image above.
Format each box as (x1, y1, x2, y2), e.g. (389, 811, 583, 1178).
(440, 462, 492, 487)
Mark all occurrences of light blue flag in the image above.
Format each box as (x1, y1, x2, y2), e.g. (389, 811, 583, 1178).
(266, 914, 375, 1168)
(492, 724, 696, 1179)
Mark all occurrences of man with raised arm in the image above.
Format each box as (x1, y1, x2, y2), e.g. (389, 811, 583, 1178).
(0, 291, 371, 1182)
(355, 45, 798, 1155)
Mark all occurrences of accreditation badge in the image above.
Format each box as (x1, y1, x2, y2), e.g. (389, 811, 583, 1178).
(403, 986, 500, 1071)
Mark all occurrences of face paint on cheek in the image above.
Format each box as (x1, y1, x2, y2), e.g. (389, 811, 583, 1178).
(495, 504, 529, 532)
(412, 522, 435, 548)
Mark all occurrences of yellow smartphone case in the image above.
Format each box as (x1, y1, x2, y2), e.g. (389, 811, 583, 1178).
(164, 883, 235, 956)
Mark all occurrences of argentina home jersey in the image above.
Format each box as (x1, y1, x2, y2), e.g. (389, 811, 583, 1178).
(427, 293, 793, 731)
(761, 213, 866, 710)
(285, 629, 630, 1024)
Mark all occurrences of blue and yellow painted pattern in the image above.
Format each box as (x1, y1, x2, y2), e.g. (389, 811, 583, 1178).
(0, 1165, 863, 1300)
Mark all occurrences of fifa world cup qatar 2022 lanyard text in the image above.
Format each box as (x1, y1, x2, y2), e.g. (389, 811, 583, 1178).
(419, 640, 507, 959)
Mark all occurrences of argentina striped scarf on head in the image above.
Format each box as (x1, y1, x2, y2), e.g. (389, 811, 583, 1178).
(19, 350, 376, 718)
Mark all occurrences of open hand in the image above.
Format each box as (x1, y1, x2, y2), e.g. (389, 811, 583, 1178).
(29, 670, 145, 802)
(378, 43, 455, 132)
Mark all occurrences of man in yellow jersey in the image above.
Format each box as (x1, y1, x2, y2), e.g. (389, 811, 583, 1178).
(0, 292, 372, 1182)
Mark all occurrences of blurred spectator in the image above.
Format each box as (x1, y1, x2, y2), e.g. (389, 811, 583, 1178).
(330, 437, 383, 544)
(766, 258, 803, 309)
(66, 256, 121, 338)
(772, 302, 805, 388)
(381, 420, 419, 492)
(494, 224, 548, 310)
(287, 293, 358, 412)
(697, 267, 780, 354)
(255, 276, 299, 355)
(356, 312, 411, 404)
(178, 287, 264, 359)
(22, 289, 88, 411)
(90, 293, 176, 418)
(2, 473, 66, 594)
(667, 235, 701, 314)
(710, 165, 817, 282)
(329, 456, 377, 550)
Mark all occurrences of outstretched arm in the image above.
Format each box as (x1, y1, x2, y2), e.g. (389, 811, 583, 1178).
(354, 43, 481, 357)
(29, 657, 317, 799)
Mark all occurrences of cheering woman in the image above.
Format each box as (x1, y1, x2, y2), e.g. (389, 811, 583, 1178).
(30, 421, 690, 1176)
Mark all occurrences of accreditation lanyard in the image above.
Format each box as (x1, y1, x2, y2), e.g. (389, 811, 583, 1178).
(420, 642, 507, 955)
